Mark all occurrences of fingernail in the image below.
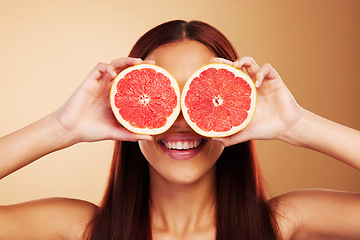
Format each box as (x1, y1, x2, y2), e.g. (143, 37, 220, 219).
(255, 81, 260, 88)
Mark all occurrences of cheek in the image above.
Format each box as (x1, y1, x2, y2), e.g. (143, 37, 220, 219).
(138, 140, 160, 163)
(202, 140, 225, 164)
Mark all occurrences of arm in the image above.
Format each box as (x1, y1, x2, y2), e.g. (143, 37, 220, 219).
(282, 108, 360, 170)
(0, 198, 97, 240)
(0, 58, 153, 239)
(213, 57, 360, 170)
(0, 58, 152, 180)
(0, 113, 74, 180)
(272, 189, 360, 240)
(212, 57, 360, 239)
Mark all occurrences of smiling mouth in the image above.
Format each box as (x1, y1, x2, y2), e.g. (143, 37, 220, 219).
(159, 139, 207, 151)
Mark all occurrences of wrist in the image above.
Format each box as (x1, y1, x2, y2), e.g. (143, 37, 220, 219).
(278, 108, 360, 170)
(44, 113, 80, 150)
(0, 113, 79, 179)
(277, 108, 313, 147)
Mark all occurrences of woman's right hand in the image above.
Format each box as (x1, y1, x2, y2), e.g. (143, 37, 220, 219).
(52, 58, 153, 144)
(210, 57, 303, 146)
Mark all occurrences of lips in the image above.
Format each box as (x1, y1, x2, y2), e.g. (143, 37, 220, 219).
(157, 134, 208, 160)
(161, 139, 202, 150)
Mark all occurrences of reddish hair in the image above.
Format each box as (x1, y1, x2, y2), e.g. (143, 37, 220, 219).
(86, 20, 278, 240)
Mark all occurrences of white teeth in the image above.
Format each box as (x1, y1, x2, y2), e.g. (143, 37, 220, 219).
(163, 140, 202, 150)
(176, 142, 182, 149)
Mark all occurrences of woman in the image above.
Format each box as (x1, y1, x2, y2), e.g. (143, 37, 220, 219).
(0, 20, 359, 240)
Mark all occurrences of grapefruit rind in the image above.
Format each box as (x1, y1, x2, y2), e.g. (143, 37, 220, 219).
(181, 63, 257, 138)
(110, 63, 181, 135)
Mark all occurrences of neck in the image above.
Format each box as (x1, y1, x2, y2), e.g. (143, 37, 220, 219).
(149, 165, 216, 238)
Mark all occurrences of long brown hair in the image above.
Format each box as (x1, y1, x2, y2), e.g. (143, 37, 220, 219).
(86, 20, 279, 240)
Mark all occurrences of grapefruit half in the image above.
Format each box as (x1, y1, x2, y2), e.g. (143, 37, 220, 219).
(181, 63, 256, 137)
(110, 64, 180, 135)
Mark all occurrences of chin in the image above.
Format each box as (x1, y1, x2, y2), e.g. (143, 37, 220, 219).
(139, 135, 223, 186)
(149, 162, 216, 186)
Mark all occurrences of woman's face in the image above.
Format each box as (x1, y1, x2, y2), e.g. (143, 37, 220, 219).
(139, 40, 225, 185)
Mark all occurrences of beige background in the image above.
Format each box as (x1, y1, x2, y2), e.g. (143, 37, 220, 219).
(0, 0, 359, 205)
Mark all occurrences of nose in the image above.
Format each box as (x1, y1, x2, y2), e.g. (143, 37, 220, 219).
(171, 113, 192, 130)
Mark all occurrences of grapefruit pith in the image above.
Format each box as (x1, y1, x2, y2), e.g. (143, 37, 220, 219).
(181, 63, 256, 137)
(110, 64, 181, 135)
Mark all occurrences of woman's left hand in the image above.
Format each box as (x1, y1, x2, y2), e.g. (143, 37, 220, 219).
(211, 57, 304, 146)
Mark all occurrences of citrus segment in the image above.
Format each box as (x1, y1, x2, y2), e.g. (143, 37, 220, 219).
(110, 64, 180, 135)
(181, 63, 256, 137)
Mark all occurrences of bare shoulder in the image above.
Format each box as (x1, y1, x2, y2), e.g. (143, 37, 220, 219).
(269, 189, 360, 240)
(0, 197, 98, 240)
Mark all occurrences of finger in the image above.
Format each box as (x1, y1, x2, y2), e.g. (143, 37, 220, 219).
(85, 62, 117, 82)
(110, 58, 143, 73)
(125, 133, 153, 142)
(108, 127, 153, 142)
(212, 127, 252, 146)
(211, 57, 234, 65)
(142, 59, 156, 65)
(233, 57, 260, 80)
(212, 137, 227, 146)
(104, 65, 117, 79)
(255, 63, 280, 87)
(212, 132, 250, 147)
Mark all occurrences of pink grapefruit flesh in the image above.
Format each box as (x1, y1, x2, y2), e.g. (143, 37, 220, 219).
(181, 63, 256, 137)
(110, 64, 181, 135)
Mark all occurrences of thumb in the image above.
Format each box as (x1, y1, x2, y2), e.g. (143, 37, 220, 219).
(107, 127, 153, 142)
(212, 129, 252, 147)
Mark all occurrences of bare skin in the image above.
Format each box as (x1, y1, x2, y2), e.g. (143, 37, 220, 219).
(0, 40, 359, 240)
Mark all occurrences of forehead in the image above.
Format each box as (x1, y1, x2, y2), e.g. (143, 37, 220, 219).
(144, 40, 216, 89)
